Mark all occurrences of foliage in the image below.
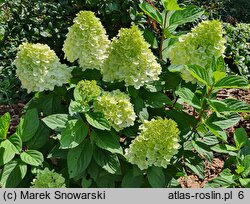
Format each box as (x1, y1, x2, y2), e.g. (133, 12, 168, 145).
(0, 0, 249, 188)
(224, 23, 250, 78)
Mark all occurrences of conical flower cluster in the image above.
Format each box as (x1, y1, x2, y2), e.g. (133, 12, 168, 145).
(31, 168, 66, 188)
(14, 43, 71, 93)
(63, 11, 110, 71)
(75, 80, 101, 103)
(126, 118, 180, 170)
(168, 20, 226, 83)
(93, 90, 136, 131)
(102, 25, 162, 89)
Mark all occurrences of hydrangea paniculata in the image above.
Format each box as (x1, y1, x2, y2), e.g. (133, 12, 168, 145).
(168, 20, 226, 83)
(14, 43, 71, 93)
(93, 90, 136, 131)
(63, 11, 110, 71)
(31, 168, 66, 188)
(102, 25, 162, 89)
(75, 80, 101, 103)
(125, 118, 180, 170)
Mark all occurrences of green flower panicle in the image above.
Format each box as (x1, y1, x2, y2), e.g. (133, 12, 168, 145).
(63, 11, 110, 71)
(14, 43, 71, 93)
(75, 80, 101, 103)
(93, 90, 136, 131)
(125, 118, 180, 170)
(168, 20, 226, 84)
(31, 168, 66, 188)
(102, 25, 162, 89)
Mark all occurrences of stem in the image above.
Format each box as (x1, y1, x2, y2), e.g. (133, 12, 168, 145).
(159, 12, 168, 60)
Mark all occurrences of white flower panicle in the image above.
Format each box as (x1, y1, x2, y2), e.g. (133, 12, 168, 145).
(63, 11, 110, 71)
(125, 118, 180, 170)
(93, 90, 136, 131)
(14, 43, 71, 93)
(168, 20, 226, 84)
(102, 25, 162, 89)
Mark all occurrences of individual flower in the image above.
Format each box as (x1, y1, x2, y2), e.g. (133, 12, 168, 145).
(125, 118, 180, 170)
(31, 168, 66, 188)
(14, 43, 71, 93)
(63, 11, 110, 71)
(102, 25, 162, 89)
(168, 20, 226, 83)
(75, 80, 101, 103)
(93, 90, 136, 131)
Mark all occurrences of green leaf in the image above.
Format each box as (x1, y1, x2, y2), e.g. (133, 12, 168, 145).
(205, 169, 236, 187)
(204, 122, 227, 142)
(168, 6, 204, 31)
(234, 128, 248, 150)
(185, 152, 205, 179)
(147, 166, 165, 187)
(59, 120, 88, 149)
(214, 75, 249, 89)
(143, 92, 173, 108)
(27, 121, 51, 149)
(176, 87, 201, 109)
(42, 114, 69, 132)
(85, 112, 110, 131)
(20, 150, 44, 166)
(0, 134, 22, 165)
(161, 0, 183, 11)
(121, 170, 144, 188)
(222, 98, 250, 112)
(211, 144, 237, 155)
(93, 148, 121, 175)
(208, 99, 228, 113)
(191, 140, 213, 162)
(16, 109, 40, 142)
(139, 2, 163, 25)
(0, 112, 11, 140)
(67, 139, 93, 178)
(91, 130, 122, 154)
(239, 178, 250, 187)
(143, 29, 158, 49)
(207, 113, 241, 129)
(187, 65, 212, 87)
(0, 160, 27, 187)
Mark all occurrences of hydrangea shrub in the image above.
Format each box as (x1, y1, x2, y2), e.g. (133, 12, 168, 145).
(102, 25, 162, 89)
(125, 118, 180, 170)
(14, 43, 71, 93)
(168, 20, 226, 83)
(94, 90, 136, 131)
(63, 11, 110, 71)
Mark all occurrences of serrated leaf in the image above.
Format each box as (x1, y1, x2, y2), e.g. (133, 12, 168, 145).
(147, 166, 165, 187)
(239, 178, 250, 187)
(67, 139, 93, 178)
(42, 114, 69, 132)
(208, 99, 228, 113)
(20, 150, 44, 166)
(161, 0, 183, 11)
(204, 122, 227, 142)
(211, 144, 237, 155)
(91, 130, 122, 154)
(0, 160, 27, 187)
(0, 112, 11, 140)
(59, 120, 88, 149)
(187, 65, 212, 87)
(191, 140, 213, 162)
(85, 112, 110, 130)
(214, 75, 249, 89)
(207, 113, 241, 129)
(222, 98, 250, 112)
(93, 148, 121, 175)
(139, 2, 163, 25)
(16, 109, 40, 142)
(121, 169, 144, 188)
(168, 6, 204, 31)
(176, 87, 201, 109)
(69, 100, 89, 116)
(234, 128, 248, 150)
